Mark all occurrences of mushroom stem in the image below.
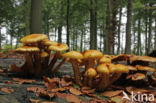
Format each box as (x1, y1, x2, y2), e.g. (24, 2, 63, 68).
(70, 60, 82, 86)
(52, 58, 66, 73)
(33, 52, 42, 75)
(98, 74, 109, 90)
(42, 51, 50, 69)
(88, 77, 93, 87)
(48, 51, 60, 71)
(109, 73, 122, 86)
(85, 59, 95, 70)
(25, 53, 34, 74)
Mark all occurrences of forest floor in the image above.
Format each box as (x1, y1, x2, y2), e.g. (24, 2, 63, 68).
(0, 57, 156, 103)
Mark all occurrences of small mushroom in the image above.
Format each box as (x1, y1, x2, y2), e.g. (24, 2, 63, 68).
(96, 64, 110, 90)
(82, 50, 103, 70)
(62, 51, 83, 86)
(99, 55, 112, 64)
(126, 73, 146, 81)
(84, 68, 97, 87)
(48, 43, 69, 72)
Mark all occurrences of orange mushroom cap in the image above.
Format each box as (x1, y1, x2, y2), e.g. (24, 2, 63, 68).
(136, 65, 156, 72)
(15, 46, 40, 52)
(83, 50, 103, 59)
(48, 43, 69, 52)
(62, 51, 83, 60)
(96, 64, 109, 74)
(85, 68, 97, 77)
(20, 34, 48, 44)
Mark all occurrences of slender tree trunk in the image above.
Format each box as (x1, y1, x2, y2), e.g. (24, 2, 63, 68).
(105, 0, 112, 54)
(80, 29, 84, 52)
(147, 3, 153, 54)
(30, 0, 42, 34)
(125, 0, 133, 54)
(24, 0, 30, 35)
(66, 0, 70, 49)
(145, 8, 148, 55)
(155, 18, 156, 49)
(137, 15, 141, 55)
(117, 6, 122, 54)
(0, 27, 1, 48)
(58, 26, 62, 43)
(90, 0, 97, 49)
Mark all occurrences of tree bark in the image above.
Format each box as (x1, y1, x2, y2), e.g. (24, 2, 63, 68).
(125, 0, 133, 54)
(66, 0, 70, 49)
(145, 7, 148, 55)
(80, 28, 84, 52)
(105, 0, 112, 54)
(90, 0, 97, 49)
(155, 18, 156, 49)
(58, 26, 62, 43)
(137, 14, 141, 55)
(24, 0, 30, 35)
(117, 5, 122, 54)
(30, 0, 42, 34)
(147, 3, 153, 54)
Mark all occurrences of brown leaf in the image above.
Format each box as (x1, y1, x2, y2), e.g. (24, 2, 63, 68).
(81, 87, 95, 94)
(29, 98, 40, 103)
(27, 87, 44, 93)
(69, 87, 82, 96)
(38, 90, 55, 99)
(48, 77, 60, 84)
(13, 78, 35, 84)
(1, 87, 14, 94)
(66, 94, 82, 103)
(60, 78, 73, 87)
(102, 90, 123, 97)
(126, 86, 151, 94)
(41, 102, 56, 103)
(50, 88, 66, 92)
(55, 92, 69, 98)
(43, 76, 50, 83)
(46, 82, 57, 90)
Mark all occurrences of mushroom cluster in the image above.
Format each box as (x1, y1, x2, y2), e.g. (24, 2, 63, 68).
(12, 34, 156, 90)
(11, 34, 69, 75)
(112, 54, 156, 86)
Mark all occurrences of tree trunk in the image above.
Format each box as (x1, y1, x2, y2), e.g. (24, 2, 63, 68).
(125, 0, 133, 54)
(90, 0, 97, 49)
(24, 0, 30, 35)
(105, 0, 112, 54)
(145, 7, 148, 55)
(58, 26, 62, 43)
(155, 18, 156, 49)
(117, 5, 122, 54)
(137, 15, 141, 55)
(147, 3, 153, 54)
(30, 0, 42, 34)
(80, 28, 84, 52)
(66, 0, 70, 49)
(111, 0, 118, 54)
(0, 27, 1, 48)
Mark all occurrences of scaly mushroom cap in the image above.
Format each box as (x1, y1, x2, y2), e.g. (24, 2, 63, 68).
(126, 73, 146, 81)
(15, 46, 40, 52)
(85, 68, 97, 77)
(62, 51, 83, 59)
(136, 65, 156, 72)
(42, 40, 58, 46)
(130, 56, 156, 63)
(40, 51, 49, 58)
(48, 43, 69, 52)
(106, 63, 116, 73)
(83, 50, 103, 59)
(115, 64, 129, 73)
(96, 64, 109, 74)
(20, 34, 48, 44)
(99, 55, 111, 64)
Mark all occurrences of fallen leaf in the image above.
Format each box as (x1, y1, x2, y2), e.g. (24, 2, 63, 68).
(13, 78, 35, 84)
(69, 87, 82, 96)
(41, 102, 56, 103)
(55, 92, 69, 98)
(46, 82, 57, 90)
(50, 88, 66, 92)
(27, 87, 45, 93)
(4, 81, 14, 84)
(29, 98, 40, 103)
(126, 86, 151, 94)
(81, 87, 95, 94)
(43, 76, 50, 83)
(102, 90, 123, 97)
(66, 94, 82, 103)
(1, 87, 14, 94)
(60, 76, 73, 87)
